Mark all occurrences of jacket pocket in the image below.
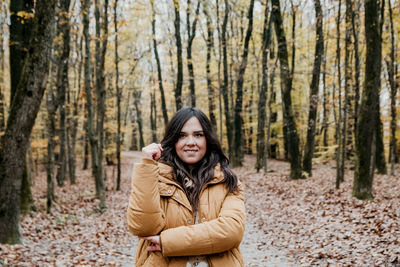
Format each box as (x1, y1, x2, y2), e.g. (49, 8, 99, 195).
(142, 252, 169, 267)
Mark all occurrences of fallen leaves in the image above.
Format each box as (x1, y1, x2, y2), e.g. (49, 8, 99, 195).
(239, 156, 400, 266)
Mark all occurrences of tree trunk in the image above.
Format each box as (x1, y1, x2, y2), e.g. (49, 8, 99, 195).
(55, 0, 72, 187)
(82, 0, 92, 175)
(272, 0, 302, 179)
(231, 0, 254, 168)
(0, 0, 56, 244)
(256, 3, 272, 172)
(151, 0, 168, 127)
(186, 0, 200, 107)
(150, 89, 157, 143)
(335, 0, 343, 188)
(172, 0, 183, 111)
(115, 0, 121, 190)
(375, 0, 386, 175)
(321, 36, 328, 147)
(133, 90, 145, 149)
(302, 0, 324, 177)
(387, 0, 397, 176)
(353, 0, 382, 200)
(352, 0, 361, 144)
(94, 0, 108, 209)
(221, 0, 233, 158)
(9, 0, 36, 214)
(203, 2, 217, 132)
(46, 89, 57, 213)
(0, 22, 5, 132)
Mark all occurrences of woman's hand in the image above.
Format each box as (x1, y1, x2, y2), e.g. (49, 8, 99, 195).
(142, 143, 163, 161)
(139, 235, 161, 252)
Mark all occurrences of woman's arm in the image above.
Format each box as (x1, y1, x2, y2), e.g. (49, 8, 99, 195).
(127, 157, 165, 237)
(159, 183, 245, 256)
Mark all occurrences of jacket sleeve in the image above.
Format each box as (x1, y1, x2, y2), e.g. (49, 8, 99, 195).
(160, 182, 245, 256)
(127, 158, 165, 236)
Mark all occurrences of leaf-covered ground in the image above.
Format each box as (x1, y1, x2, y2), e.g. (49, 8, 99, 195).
(0, 152, 399, 266)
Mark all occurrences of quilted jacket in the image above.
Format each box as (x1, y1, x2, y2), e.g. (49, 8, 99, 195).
(127, 158, 245, 266)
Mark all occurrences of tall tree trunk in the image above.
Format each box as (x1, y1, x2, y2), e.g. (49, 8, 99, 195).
(203, 1, 217, 132)
(172, 0, 183, 110)
(68, 35, 83, 184)
(352, 0, 361, 144)
(335, 0, 344, 188)
(272, 0, 302, 179)
(321, 36, 328, 147)
(387, 0, 397, 176)
(0, 0, 56, 244)
(375, 0, 386, 175)
(256, 3, 272, 172)
(114, 0, 121, 190)
(46, 89, 57, 213)
(231, 0, 254, 167)
(133, 90, 145, 149)
(353, 0, 382, 200)
(9, 0, 36, 214)
(221, 0, 233, 158)
(0, 19, 5, 132)
(151, 0, 168, 127)
(56, 0, 72, 186)
(82, 0, 99, 198)
(216, 0, 223, 143)
(150, 88, 157, 142)
(303, 0, 324, 177)
(186, 0, 200, 107)
(94, 0, 108, 209)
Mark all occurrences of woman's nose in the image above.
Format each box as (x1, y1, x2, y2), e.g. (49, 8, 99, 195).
(186, 135, 196, 145)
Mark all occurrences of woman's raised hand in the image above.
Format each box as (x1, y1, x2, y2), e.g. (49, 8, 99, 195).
(142, 143, 163, 161)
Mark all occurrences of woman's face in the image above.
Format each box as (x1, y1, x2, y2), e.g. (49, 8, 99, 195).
(175, 116, 207, 168)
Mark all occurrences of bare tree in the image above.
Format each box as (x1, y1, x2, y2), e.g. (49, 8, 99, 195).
(0, 0, 57, 244)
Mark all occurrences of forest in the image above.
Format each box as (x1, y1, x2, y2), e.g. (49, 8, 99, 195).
(0, 0, 399, 265)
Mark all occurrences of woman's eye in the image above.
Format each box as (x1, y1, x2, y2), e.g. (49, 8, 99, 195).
(195, 133, 204, 137)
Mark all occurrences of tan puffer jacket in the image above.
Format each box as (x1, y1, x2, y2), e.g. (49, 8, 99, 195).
(127, 158, 246, 266)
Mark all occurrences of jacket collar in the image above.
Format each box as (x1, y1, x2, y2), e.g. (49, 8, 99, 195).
(158, 162, 225, 186)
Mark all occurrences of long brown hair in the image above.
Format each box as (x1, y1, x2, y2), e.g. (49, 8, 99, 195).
(159, 107, 238, 211)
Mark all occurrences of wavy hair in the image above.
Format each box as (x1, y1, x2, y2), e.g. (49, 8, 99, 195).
(159, 107, 238, 211)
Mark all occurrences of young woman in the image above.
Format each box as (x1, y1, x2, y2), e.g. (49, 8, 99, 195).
(127, 107, 245, 266)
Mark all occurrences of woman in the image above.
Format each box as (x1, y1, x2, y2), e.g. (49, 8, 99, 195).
(127, 107, 245, 266)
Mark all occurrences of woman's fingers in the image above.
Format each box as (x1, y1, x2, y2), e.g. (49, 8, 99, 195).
(138, 236, 161, 251)
(142, 143, 163, 160)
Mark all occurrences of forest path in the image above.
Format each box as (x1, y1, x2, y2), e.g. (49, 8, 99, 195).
(122, 151, 294, 266)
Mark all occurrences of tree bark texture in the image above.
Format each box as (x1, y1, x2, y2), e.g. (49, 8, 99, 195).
(231, 0, 254, 167)
(303, 0, 324, 177)
(115, 0, 121, 190)
(272, 0, 302, 179)
(353, 0, 381, 200)
(55, 0, 72, 186)
(203, 2, 217, 132)
(94, 0, 108, 209)
(335, 0, 344, 188)
(256, 3, 272, 172)
(172, 0, 183, 111)
(374, 0, 386, 175)
(151, 0, 168, 127)
(221, 0, 233, 159)
(387, 0, 397, 175)
(0, 0, 56, 244)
